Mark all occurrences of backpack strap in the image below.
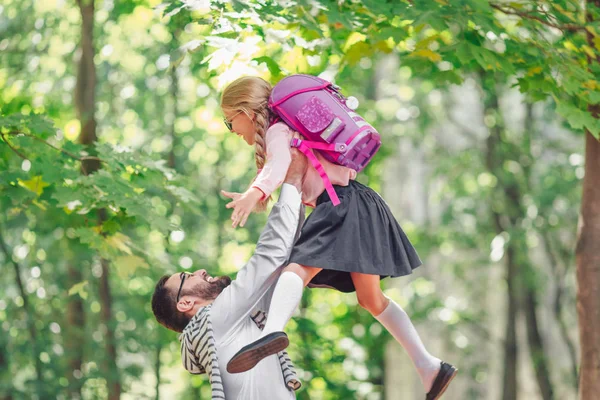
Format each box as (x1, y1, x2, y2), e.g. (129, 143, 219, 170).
(269, 114, 282, 125)
(290, 138, 341, 206)
(293, 140, 348, 153)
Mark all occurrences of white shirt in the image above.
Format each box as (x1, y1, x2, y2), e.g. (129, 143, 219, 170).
(209, 184, 302, 400)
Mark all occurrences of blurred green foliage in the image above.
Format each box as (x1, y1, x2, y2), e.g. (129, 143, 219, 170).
(1, 0, 594, 399)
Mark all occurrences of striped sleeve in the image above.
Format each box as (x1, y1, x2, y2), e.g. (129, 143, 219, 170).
(180, 331, 205, 374)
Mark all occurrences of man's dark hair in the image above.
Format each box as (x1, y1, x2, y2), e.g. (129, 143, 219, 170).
(151, 275, 191, 333)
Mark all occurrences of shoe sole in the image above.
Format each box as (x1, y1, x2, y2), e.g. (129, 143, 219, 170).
(226, 335, 290, 374)
(431, 367, 458, 400)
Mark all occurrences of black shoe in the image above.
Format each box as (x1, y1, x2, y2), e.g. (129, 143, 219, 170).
(426, 361, 458, 400)
(226, 332, 289, 374)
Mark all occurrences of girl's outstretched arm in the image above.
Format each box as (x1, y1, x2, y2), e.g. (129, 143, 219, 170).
(222, 123, 294, 228)
(222, 187, 264, 228)
(251, 124, 293, 200)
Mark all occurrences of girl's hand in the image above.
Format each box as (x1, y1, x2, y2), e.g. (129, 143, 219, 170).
(221, 187, 264, 228)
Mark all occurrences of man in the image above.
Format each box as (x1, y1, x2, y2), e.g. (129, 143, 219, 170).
(151, 151, 307, 399)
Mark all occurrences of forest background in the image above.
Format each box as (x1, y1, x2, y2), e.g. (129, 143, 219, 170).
(1, 0, 600, 399)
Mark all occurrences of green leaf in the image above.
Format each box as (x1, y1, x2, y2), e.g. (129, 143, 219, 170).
(253, 56, 283, 77)
(325, 5, 354, 30)
(587, 91, 600, 103)
(360, 0, 394, 15)
(74, 227, 104, 248)
(32, 157, 78, 184)
(163, 2, 184, 18)
(412, 11, 436, 28)
(583, 115, 600, 138)
(344, 42, 373, 65)
(0, 113, 56, 139)
(68, 281, 89, 300)
(102, 219, 122, 235)
(496, 56, 517, 75)
(412, 49, 442, 62)
(375, 27, 408, 43)
(18, 176, 50, 196)
(114, 255, 149, 279)
(556, 101, 599, 136)
(166, 185, 200, 204)
(465, 0, 492, 12)
(455, 42, 472, 64)
(435, 70, 463, 85)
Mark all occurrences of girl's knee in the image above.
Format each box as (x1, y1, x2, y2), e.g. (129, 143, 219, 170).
(356, 292, 389, 315)
(283, 263, 321, 286)
(283, 263, 304, 276)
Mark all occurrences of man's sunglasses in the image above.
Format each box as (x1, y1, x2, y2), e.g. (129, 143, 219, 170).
(176, 272, 191, 302)
(223, 111, 243, 131)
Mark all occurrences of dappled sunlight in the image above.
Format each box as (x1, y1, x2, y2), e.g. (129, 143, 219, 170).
(0, 0, 594, 398)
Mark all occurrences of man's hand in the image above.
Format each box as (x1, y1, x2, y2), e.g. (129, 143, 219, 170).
(284, 146, 307, 193)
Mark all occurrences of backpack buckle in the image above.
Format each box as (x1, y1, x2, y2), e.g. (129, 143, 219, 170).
(334, 143, 347, 153)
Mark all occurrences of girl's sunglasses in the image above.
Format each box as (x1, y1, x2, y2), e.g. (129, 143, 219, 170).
(223, 111, 243, 131)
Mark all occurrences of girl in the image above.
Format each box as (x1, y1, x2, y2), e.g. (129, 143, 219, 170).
(220, 76, 457, 399)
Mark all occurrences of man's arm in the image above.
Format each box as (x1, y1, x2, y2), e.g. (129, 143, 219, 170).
(211, 185, 301, 331)
(211, 150, 306, 336)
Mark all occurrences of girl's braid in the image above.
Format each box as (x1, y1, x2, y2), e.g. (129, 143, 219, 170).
(252, 105, 272, 212)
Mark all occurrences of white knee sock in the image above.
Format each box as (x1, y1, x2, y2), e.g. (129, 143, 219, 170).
(260, 271, 304, 337)
(375, 299, 441, 392)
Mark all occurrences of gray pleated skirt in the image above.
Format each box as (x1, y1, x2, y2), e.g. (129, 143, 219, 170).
(289, 180, 422, 293)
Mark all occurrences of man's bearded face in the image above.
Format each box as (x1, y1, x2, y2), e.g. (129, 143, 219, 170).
(178, 269, 232, 302)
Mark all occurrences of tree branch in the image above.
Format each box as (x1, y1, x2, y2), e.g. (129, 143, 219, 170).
(0, 131, 28, 160)
(6, 130, 104, 165)
(490, 3, 585, 33)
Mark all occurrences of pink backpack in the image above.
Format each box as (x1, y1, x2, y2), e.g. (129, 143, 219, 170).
(268, 74, 381, 206)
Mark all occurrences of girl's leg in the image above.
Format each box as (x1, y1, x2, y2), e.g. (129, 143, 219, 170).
(260, 263, 322, 337)
(227, 263, 322, 374)
(350, 272, 441, 392)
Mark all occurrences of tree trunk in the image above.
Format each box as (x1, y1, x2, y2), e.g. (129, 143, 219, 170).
(366, 60, 386, 394)
(167, 36, 180, 172)
(99, 256, 121, 400)
(76, 0, 98, 154)
(297, 292, 315, 400)
(0, 307, 13, 400)
(576, 3, 600, 397)
(520, 104, 554, 400)
(481, 77, 519, 400)
(500, 244, 519, 400)
(75, 1, 120, 398)
(0, 229, 43, 395)
(154, 344, 162, 400)
(482, 74, 556, 400)
(576, 130, 600, 399)
(155, 32, 181, 398)
(522, 289, 554, 400)
(541, 231, 579, 388)
(66, 260, 85, 398)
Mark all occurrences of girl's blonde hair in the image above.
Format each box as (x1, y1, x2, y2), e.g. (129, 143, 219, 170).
(221, 76, 273, 212)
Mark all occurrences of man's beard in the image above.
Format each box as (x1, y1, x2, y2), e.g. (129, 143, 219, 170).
(190, 276, 232, 301)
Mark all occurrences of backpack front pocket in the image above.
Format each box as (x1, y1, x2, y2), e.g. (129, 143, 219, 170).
(296, 96, 345, 141)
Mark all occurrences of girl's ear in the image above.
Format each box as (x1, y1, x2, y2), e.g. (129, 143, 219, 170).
(248, 110, 255, 121)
